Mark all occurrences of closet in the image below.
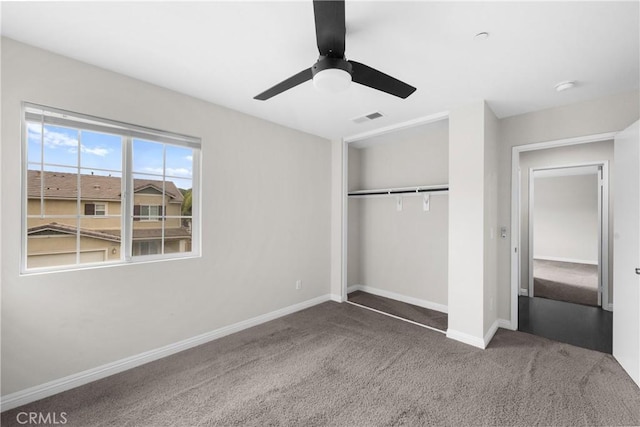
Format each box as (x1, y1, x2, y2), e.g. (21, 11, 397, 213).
(346, 119, 449, 331)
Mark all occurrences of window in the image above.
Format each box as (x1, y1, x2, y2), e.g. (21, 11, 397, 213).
(22, 103, 201, 273)
(136, 205, 163, 221)
(85, 203, 107, 216)
(95, 203, 107, 216)
(133, 241, 160, 256)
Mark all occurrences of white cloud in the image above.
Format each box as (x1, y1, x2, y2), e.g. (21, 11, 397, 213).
(82, 146, 109, 156)
(186, 155, 193, 162)
(142, 166, 192, 177)
(28, 124, 110, 157)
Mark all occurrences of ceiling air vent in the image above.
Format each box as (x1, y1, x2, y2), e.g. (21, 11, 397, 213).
(352, 111, 384, 124)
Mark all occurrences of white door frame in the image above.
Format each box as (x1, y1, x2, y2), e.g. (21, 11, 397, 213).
(510, 132, 617, 330)
(527, 162, 609, 309)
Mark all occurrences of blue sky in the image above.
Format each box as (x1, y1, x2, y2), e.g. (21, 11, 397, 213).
(27, 123, 193, 189)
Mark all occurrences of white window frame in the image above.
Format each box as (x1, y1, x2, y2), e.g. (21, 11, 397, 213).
(94, 202, 107, 216)
(21, 102, 202, 274)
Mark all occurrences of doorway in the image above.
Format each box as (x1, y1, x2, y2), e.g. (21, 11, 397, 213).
(528, 163, 608, 308)
(511, 137, 615, 353)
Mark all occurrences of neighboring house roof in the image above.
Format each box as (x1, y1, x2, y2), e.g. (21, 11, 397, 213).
(100, 227, 192, 240)
(28, 222, 121, 243)
(130, 228, 192, 240)
(28, 222, 192, 241)
(27, 170, 184, 203)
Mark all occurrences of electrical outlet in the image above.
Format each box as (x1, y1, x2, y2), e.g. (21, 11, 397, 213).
(295, 280, 301, 290)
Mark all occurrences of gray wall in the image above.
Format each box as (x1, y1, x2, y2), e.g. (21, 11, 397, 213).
(519, 141, 613, 298)
(533, 173, 599, 263)
(448, 101, 499, 344)
(347, 121, 449, 307)
(483, 103, 499, 334)
(1, 38, 332, 395)
(497, 91, 640, 321)
(347, 147, 363, 288)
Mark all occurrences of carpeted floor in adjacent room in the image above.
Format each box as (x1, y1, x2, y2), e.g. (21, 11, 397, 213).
(2, 301, 639, 426)
(533, 259, 599, 306)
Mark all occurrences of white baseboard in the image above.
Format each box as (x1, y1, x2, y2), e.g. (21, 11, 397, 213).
(329, 293, 343, 303)
(519, 288, 529, 296)
(497, 318, 516, 331)
(533, 256, 598, 266)
(446, 328, 485, 349)
(483, 320, 499, 348)
(446, 318, 513, 350)
(346, 284, 448, 314)
(0, 294, 333, 412)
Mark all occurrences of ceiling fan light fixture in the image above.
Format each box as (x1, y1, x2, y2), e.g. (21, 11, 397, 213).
(313, 68, 352, 93)
(312, 56, 353, 93)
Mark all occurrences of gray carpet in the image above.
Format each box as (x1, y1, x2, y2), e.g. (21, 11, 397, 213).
(534, 259, 599, 306)
(2, 302, 639, 426)
(348, 290, 448, 331)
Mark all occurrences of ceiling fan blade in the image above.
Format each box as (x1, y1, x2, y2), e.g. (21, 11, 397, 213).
(254, 68, 313, 100)
(313, 0, 346, 58)
(349, 60, 417, 99)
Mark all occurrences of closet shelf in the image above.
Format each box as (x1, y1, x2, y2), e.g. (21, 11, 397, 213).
(348, 184, 449, 198)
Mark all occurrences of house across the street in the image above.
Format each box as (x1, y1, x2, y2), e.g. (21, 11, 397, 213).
(26, 169, 191, 268)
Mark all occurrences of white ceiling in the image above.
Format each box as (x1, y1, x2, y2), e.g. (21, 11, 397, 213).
(2, 1, 638, 140)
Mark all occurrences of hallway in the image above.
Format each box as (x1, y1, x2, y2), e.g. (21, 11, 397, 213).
(518, 296, 613, 353)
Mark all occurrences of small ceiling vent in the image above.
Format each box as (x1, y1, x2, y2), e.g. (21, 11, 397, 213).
(352, 111, 384, 124)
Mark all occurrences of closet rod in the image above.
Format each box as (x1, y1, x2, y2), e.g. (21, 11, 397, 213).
(348, 186, 449, 197)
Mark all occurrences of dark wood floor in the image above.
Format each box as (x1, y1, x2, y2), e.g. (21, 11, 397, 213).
(518, 296, 612, 353)
(347, 291, 448, 332)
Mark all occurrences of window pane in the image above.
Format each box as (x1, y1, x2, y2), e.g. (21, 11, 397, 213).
(80, 169, 122, 218)
(42, 125, 79, 167)
(79, 218, 121, 263)
(164, 225, 192, 254)
(26, 217, 79, 269)
(133, 171, 167, 211)
(132, 139, 163, 175)
(80, 131, 122, 173)
(165, 145, 193, 178)
(132, 240, 161, 256)
(26, 122, 42, 164)
(26, 166, 43, 217)
(177, 180, 193, 216)
(28, 166, 79, 217)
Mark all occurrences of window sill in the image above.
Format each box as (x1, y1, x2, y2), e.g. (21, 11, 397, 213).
(20, 252, 201, 276)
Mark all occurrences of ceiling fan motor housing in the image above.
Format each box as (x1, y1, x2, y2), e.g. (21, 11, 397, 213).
(312, 56, 353, 77)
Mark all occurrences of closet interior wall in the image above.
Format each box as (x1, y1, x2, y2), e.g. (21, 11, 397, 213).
(347, 120, 449, 310)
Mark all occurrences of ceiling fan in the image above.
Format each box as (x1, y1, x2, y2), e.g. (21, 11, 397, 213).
(254, 0, 417, 101)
